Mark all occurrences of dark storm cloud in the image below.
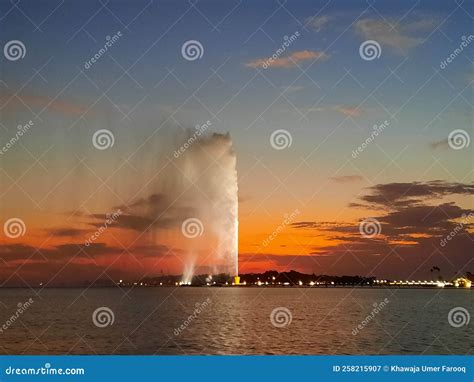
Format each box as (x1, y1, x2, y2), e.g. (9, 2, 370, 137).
(293, 204, 472, 242)
(273, 228, 473, 279)
(291, 221, 352, 230)
(291, 221, 320, 229)
(358, 180, 474, 207)
(0, 244, 39, 261)
(289, 180, 474, 278)
(379, 202, 472, 235)
(48, 228, 89, 237)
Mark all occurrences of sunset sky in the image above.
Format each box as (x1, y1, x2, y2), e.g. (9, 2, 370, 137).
(0, 0, 472, 286)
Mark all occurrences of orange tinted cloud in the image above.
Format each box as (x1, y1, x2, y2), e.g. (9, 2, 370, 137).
(245, 50, 329, 69)
(334, 105, 364, 117)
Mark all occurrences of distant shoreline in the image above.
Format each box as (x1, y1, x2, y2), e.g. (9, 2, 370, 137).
(0, 285, 471, 289)
(2, 270, 471, 289)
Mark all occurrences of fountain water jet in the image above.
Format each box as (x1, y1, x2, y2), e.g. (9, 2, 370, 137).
(173, 132, 239, 282)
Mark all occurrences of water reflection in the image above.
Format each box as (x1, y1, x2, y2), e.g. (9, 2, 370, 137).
(0, 288, 471, 354)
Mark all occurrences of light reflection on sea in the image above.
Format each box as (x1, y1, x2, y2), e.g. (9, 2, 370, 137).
(0, 288, 471, 354)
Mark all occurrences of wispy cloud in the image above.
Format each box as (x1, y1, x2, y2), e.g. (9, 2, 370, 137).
(0, 94, 90, 116)
(305, 15, 331, 32)
(310, 104, 365, 117)
(354, 18, 435, 53)
(333, 105, 364, 117)
(48, 228, 89, 237)
(430, 138, 449, 149)
(245, 50, 329, 69)
(330, 175, 363, 183)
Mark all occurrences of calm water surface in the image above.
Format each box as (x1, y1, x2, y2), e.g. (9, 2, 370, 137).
(0, 288, 472, 355)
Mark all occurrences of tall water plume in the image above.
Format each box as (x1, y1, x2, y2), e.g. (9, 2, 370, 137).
(174, 132, 239, 281)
